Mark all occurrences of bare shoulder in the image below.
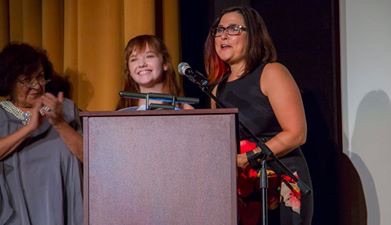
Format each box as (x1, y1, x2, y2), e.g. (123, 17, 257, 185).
(261, 62, 297, 95)
(262, 62, 291, 78)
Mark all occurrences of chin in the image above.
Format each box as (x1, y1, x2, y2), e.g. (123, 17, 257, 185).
(217, 54, 231, 62)
(25, 97, 41, 107)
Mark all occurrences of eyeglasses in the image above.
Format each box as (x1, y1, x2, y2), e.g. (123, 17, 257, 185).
(17, 76, 50, 89)
(211, 24, 247, 37)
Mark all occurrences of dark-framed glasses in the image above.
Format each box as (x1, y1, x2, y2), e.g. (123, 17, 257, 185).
(212, 24, 247, 37)
(17, 76, 50, 88)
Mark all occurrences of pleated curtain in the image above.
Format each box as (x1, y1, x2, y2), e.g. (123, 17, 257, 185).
(0, 0, 180, 111)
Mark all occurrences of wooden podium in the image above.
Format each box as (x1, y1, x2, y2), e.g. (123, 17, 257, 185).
(81, 109, 238, 225)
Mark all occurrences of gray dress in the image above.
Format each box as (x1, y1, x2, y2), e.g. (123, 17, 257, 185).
(0, 98, 83, 225)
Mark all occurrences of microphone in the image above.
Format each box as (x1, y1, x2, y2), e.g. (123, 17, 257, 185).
(119, 91, 199, 105)
(178, 62, 208, 87)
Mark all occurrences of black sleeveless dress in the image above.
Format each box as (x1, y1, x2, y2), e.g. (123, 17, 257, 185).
(216, 64, 313, 225)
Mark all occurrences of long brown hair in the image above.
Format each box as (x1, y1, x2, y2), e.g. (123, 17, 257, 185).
(204, 6, 277, 85)
(118, 35, 182, 109)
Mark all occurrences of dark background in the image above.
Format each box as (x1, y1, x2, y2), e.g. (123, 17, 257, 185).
(177, 1, 363, 225)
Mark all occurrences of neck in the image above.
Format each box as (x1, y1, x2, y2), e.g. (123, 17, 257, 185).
(11, 100, 30, 110)
(139, 83, 167, 94)
(228, 62, 246, 80)
(137, 83, 170, 106)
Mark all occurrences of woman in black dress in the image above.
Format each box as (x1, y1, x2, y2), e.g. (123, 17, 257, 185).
(204, 6, 313, 225)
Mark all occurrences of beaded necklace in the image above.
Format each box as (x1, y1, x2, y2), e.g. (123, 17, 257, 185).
(0, 100, 31, 125)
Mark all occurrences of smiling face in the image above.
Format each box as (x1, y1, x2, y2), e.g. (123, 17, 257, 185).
(214, 11, 248, 68)
(127, 44, 168, 90)
(11, 65, 45, 108)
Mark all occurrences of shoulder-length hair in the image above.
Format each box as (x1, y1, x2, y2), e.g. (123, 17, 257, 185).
(118, 35, 181, 108)
(204, 6, 277, 85)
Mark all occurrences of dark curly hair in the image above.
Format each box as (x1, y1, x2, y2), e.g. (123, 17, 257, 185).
(0, 42, 53, 97)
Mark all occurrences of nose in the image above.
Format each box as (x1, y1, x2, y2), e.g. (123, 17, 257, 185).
(139, 58, 147, 67)
(27, 78, 43, 89)
(29, 81, 40, 88)
(220, 30, 229, 39)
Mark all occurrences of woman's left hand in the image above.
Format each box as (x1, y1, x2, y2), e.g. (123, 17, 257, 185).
(237, 152, 249, 170)
(40, 92, 65, 126)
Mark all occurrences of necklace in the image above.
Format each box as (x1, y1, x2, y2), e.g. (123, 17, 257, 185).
(0, 100, 31, 125)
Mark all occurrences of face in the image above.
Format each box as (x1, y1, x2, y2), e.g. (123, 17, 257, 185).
(12, 65, 46, 108)
(128, 45, 168, 89)
(214, 11, 248, 66)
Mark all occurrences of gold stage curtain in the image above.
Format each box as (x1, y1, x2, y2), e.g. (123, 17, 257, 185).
(0, 0, 180, 111)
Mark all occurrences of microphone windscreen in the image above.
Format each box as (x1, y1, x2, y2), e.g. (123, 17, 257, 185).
(178, 62, 191, 76)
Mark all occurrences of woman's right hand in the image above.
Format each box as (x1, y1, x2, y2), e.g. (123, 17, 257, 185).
(25, 101, 43, 131)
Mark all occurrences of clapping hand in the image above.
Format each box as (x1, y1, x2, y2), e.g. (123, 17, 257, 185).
(40, 92, 65, 126)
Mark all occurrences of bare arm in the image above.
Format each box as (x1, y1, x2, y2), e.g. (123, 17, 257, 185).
(0, 126, 32, 159)
(52, 120, 83, 161)
(210, 85, 218, 109)
(237, 63, 306, 169)
(260, 62, 307, 156)
(41, 92, 83, 162)
(0, 104, 42, 159)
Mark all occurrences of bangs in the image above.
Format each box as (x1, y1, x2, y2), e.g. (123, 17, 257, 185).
(128, 38, 160, 56)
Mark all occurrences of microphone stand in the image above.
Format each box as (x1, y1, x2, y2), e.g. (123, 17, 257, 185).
(191, 78, 312, 225)
(119, 91, 199, 110)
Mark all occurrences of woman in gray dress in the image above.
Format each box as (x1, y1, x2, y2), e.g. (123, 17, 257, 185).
(0, 42, 83, 225)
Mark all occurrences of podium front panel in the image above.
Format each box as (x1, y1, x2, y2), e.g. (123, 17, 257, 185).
(82, 109, 238, 225)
